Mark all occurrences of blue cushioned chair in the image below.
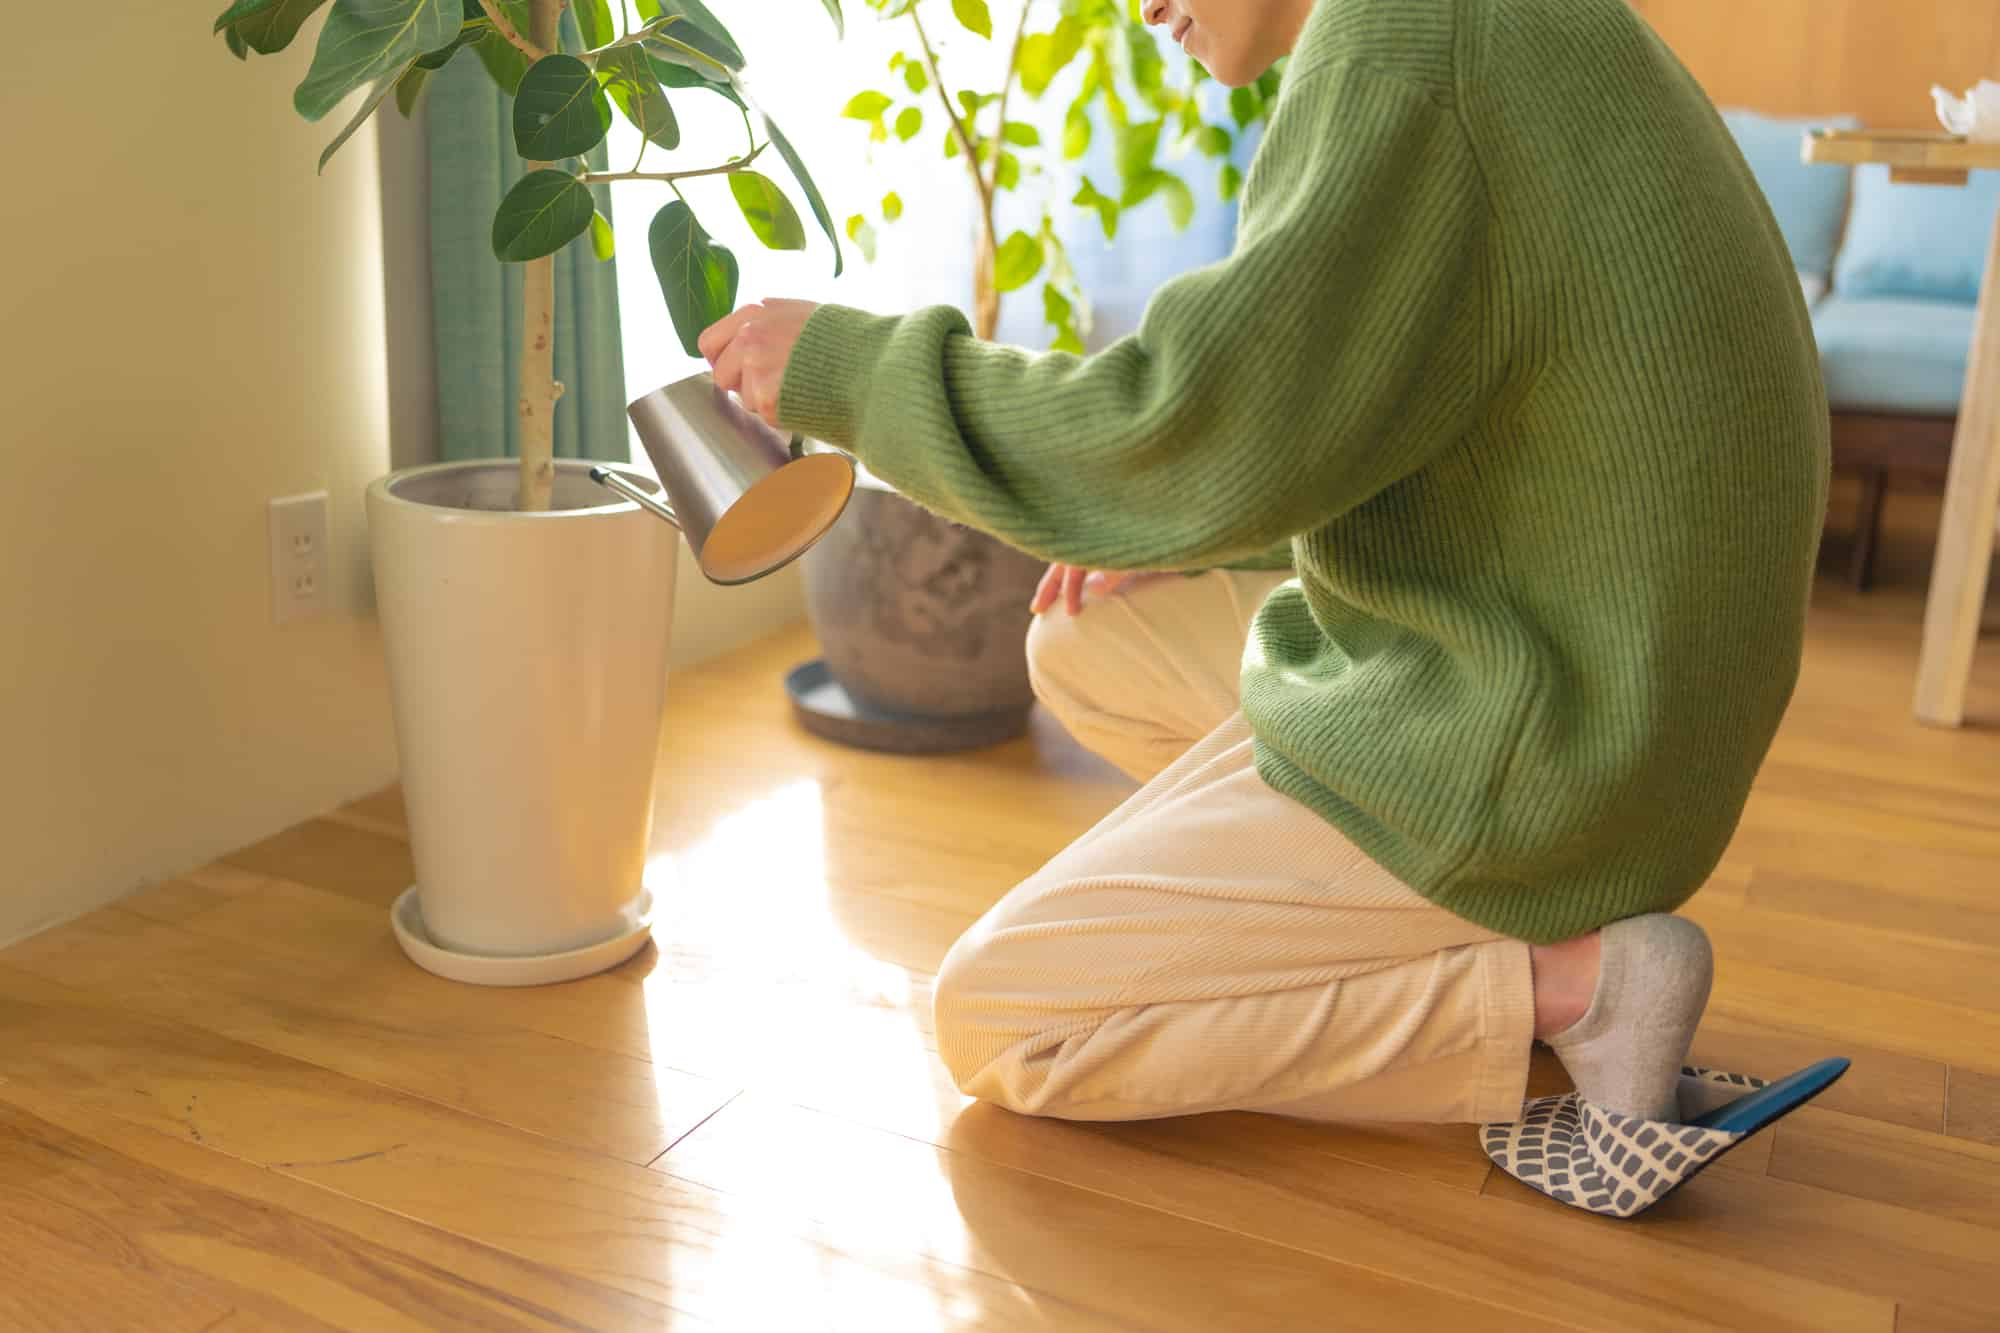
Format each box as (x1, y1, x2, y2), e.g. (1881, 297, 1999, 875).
(1721, 112, 1995, 587)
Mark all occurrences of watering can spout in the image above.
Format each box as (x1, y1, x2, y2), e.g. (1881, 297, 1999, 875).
(594, 372, 856, 586)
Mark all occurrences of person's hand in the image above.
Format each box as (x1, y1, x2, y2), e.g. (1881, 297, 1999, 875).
(698, 299, 819, 430)
(1032, 564, 1162, 616)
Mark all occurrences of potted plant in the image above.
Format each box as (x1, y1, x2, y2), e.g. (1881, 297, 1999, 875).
(214, 0, 844, 981)
(795, 0, 1276, 745)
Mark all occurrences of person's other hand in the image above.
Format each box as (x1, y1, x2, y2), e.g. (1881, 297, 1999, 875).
(699, 299, 818, 429)
(1032, 564, 1163, 616)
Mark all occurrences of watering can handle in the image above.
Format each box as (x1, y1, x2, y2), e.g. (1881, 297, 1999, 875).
(589, 466, 682, 530)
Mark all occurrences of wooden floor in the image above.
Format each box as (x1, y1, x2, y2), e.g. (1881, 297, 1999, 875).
(5, 491, 1998, 1331)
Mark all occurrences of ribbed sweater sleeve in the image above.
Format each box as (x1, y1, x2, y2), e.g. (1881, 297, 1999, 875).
(777, 60, 1488, 572)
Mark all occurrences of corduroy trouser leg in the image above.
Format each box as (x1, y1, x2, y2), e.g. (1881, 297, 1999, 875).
(932, 571, 1536, 1124)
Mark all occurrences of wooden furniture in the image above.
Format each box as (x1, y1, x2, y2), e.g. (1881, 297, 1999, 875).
(1807, 128, 2000, 725)
(1831, 413, 1955, 589)
(0, 608, 1996, 1329)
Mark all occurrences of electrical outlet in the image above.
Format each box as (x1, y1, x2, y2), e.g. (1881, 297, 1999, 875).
(269, 491, 330, 625)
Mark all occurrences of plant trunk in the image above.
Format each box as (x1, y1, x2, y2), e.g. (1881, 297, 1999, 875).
(972, 208, 1000, 342)
(516, 0, 563, 513)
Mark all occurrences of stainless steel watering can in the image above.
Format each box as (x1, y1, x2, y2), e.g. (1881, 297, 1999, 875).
(590, 372, 856, 585)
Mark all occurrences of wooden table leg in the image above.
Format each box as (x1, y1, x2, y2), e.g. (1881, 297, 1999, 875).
(1914, 210, 2000, 726)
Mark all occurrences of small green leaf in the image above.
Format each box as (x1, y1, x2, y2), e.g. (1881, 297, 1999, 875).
(944, 129, 961, 158)
(846, 214, 878, 263)
(763, 112, 843, 277)
(225, 25, 251, 57)
(1063, 104, 1091, 159)
(414, 26, 473, 69)
(1017, 17, 1082, 97)
(318, 68, 402, 172)
(881, 191, 903, 221)
(598, 46, 680, 149)
(1229, 85, 1257, 128)
(1219, 162, 1243, 202)
(1157, 172, 1194, 228)
(590, 209, 616, 261)
(295, 0, 458, 122)
(514, 55, 613, 160)
(843, 90, 892, 121)
(1052, 326, 1085, 355)
(1042, 282, 1071, 326)
(951, 0, 991, 40)
(889, 52, 905, 70)
(493, 169, 596, 261)
(903, 61, 927, 94)
(1197, 124, 1231, 158)
(1115, 119, 1161, 183)
(995, 150, 1020, 191)
(992, 230, 1041, 292)
(957, 89, 997, 118)
(819, 0, 843, 36)
(1073, 177, 1118, 240)
(1001, 121, 1039, 147)
(894, 106, 923, 142)
(650, 201, 740, 357)
(215, 0, 331, 55)
(575, 0, 615, 47)
(1119, 171, 1159, 208)
(729, 171, 808, 250)
(650, 53, 742, 102)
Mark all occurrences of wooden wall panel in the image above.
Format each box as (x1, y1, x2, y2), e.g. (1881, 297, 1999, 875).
(1633, 0, 2000, 129)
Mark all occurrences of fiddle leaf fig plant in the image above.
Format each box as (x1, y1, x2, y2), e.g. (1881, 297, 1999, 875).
(214, 0, 845, 511)
(843, 0, 1278, 348)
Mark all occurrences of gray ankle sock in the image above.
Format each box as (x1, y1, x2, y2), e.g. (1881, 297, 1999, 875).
(1546, 914, 1713, 1123)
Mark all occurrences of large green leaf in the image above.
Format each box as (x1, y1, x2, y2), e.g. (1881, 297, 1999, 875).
(574, 0, 615, 47)
(729, 171, 807, 251)
(992, 230, 1041, 292)
(762, 112, 842, 277)
(215, 0, 333, 55)
(951, 0, 991, 40)
(819, 0, 843, 37)
(644, 0, 744, 73)
(649, 201, 740, 358)
(514, 54, 613, 159)
(472, 26, 532, 92)
(597, 46, 680, 148)
(492, 169, 597, 261)
(318, 67, 403, 171)
(295, 0, 457, 122)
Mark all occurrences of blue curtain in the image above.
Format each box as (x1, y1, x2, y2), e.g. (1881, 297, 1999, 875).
(427, 24, 629, 463)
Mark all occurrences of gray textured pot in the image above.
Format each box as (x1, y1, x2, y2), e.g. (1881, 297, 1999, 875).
(802, 472, 1044, 726)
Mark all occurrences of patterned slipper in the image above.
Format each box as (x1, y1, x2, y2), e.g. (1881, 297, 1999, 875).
(1481, 1059, 1849, 1219)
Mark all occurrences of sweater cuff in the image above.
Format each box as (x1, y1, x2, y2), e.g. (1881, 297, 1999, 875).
(777, 303, 905, 450)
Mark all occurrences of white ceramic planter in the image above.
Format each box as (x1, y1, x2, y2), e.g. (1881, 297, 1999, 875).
(365, 459, 677, 981)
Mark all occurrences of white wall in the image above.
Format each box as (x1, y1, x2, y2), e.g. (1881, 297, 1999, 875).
(0, 13, 399, 943)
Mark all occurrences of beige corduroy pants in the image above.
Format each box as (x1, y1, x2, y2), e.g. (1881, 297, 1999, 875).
(932, 570, 1536, 1124)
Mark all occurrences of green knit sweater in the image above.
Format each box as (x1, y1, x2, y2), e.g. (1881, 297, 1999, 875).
(778, 0, 1829, 943)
